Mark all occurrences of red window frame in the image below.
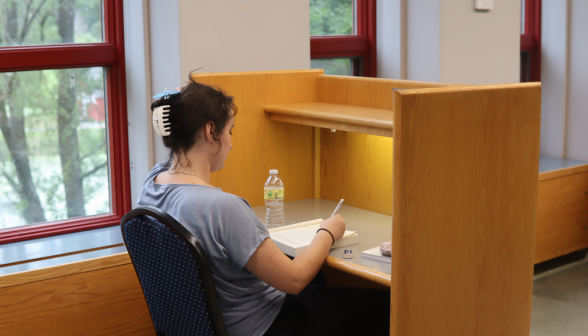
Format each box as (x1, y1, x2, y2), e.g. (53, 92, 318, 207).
(0, 0, 130, 244)
(521, 0, 541, 82)
(310, 0, 377, 77)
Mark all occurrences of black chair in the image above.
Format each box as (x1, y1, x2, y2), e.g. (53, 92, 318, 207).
(120, 206, 228, 336)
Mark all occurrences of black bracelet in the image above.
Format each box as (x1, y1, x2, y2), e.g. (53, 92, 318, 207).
(316, 228, 335, 246)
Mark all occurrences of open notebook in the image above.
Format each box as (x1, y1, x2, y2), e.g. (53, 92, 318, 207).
(269, 219, 359, 257)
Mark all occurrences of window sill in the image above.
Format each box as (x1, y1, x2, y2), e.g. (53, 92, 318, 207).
(0, 226, 125, 276)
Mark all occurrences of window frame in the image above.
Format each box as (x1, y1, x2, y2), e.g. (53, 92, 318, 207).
(310, 0, 377, 77)
(521, 0, 541, 82)
(0, 0, 131, 244)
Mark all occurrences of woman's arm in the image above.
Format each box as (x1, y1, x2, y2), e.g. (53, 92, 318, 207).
(245, 214, 346, 295)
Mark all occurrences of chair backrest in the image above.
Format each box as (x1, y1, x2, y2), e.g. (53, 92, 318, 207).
(121, 206, 227, 336)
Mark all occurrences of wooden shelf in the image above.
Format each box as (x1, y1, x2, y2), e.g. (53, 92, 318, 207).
(264, 102, 394, 137)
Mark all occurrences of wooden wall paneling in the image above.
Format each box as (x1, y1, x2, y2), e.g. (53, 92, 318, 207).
(323, 256, 390, 288)
(265, 102, 394, 137)
(0, 252, 131, 289)
(0, 263, 153, 336)
(192, 70, 323, 207)
(321, 262, 390, 291)
(535, 171, 588, 263)
(314, 127, 321, 198)
(321, 130, 393, 215)
(391, 83, 541, 336)
(317, 75, 395, 215)
(316, 75, 452, 109)
(317, 75, 449, 215)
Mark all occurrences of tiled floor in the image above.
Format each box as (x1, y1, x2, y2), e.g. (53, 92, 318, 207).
(531, 250, 588, 335)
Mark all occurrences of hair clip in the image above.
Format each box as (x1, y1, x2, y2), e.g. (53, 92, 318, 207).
(152, 105, 171, 136)
(152, 88, 180, 100)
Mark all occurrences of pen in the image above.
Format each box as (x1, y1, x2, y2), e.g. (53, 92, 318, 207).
(330, 199, 344, 218)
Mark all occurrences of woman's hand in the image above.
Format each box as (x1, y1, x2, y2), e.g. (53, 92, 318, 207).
(319, 214, 346, 242)
(246, 214, 347, 295)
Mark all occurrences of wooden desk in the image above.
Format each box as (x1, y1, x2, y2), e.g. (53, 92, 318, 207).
(536, 156, 588, 263)
(539, 156, 588, 174)
(253, 198, 392, 286)
(195, 70, 541, 336)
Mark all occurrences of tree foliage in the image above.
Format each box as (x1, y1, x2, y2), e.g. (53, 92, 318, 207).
(310, 0, 354, 36)
(0, 0, 107, 229)
(310, 0, 355, 76)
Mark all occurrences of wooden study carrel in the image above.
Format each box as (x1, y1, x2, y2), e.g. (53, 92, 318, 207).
(0, 69, 541, 336)
(196, 69, 541, 335)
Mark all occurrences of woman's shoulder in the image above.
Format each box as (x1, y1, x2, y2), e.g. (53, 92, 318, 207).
(143, 161, 170, 186)
(212, 191, 254, 211)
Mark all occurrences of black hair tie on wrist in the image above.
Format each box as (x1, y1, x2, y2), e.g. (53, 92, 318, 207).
(316, 228, 335, 246)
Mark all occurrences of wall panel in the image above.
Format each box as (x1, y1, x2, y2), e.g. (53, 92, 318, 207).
(391, 83, 541, 335)
(535, 171, 588, 263)
(0, 264, 152, 336)
(321, 131, 393, 215)
(194, 70, 321, 207)
(318, 75, 449, 215)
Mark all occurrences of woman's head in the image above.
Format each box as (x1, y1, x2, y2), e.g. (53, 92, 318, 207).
(151, 72, 237, 172)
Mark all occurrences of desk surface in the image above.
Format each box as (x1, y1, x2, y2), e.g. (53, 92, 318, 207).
(252, 198, 392, 277)
(539, 155, 588, 173)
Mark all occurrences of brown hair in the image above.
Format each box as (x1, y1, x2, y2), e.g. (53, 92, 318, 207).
(151, 72, 237, 168)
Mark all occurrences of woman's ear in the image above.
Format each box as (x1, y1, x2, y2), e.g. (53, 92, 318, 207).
(205, 121, 215, 142)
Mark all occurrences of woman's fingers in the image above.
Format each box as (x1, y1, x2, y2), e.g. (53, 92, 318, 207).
(320, 214, 346, 241)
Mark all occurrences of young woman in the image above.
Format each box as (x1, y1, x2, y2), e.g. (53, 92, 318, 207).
(138, 75, 390, 336)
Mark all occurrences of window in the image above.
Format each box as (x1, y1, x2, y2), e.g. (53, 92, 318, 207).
(310, 0, 377, 77)
(520, 0, 541, 82)
(0, 0, 130, 243)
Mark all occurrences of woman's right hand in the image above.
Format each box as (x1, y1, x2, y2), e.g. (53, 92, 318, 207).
(247, 213, 346, 295)
(320, 214, 346, 242)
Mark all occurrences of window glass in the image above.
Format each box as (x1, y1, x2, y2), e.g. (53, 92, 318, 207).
(520, 51, 530, 82)
(0, 0, 103, 47)
(311, 58, 352, 76)
(310, 0, 355, 36)
(0, 67, 110, 230)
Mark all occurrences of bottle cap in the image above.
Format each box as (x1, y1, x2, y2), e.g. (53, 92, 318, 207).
(269, 169, 278, 175)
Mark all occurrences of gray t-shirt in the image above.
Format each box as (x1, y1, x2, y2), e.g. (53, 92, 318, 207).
(137, 162, 285, 336)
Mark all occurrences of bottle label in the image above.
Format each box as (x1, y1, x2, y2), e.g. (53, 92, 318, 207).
(264, 188, 284, 200)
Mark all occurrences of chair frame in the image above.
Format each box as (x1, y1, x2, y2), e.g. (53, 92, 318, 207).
(121, 205, 228, 336)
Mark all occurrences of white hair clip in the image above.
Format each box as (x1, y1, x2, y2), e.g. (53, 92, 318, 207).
(152, 105, 171, 136)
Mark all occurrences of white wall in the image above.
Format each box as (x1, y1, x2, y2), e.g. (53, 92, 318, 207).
(178, 0, 311, 78)
(565, 0, 588, 161)
(377, 0, 520, 85)
(540, 0, 568, 158)
(406, 0, 441, 82)
(439, 0, 520, 84)
(377, 0, 403, 79)
(123, 0, 153, 206)
(123, 0, 185, 205)
(143, 0, 311, 162)
(149, 0, 183, 164)
(541, 0, 588, 161)
(125, 0, 311, 169)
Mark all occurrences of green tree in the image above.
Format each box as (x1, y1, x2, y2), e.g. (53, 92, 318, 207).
(0, 0, 106, 226)
(0, 0, 49, 223)
(57, 0, 86, 217)
(310, 0, 354, 36)
(310, 0, 354, 76)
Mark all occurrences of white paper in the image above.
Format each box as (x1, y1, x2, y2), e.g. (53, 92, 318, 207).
(270, 224, 356, 248)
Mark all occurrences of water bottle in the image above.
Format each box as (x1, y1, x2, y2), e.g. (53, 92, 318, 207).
(264, 169, 285, 228)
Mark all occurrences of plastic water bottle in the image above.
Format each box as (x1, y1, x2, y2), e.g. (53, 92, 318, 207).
(264, 169, 285, 228)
